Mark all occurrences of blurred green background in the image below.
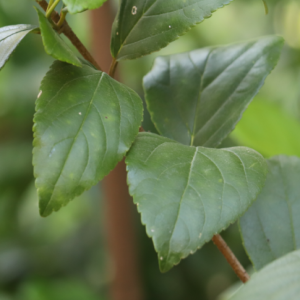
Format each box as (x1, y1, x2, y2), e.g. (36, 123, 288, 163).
(0, 0, 300, 299)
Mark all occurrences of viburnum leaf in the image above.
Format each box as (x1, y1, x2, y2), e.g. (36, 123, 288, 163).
(33, 60, 143, 217)
(0, 24, 38, 70)
(126, 132, 267, 272)
(111, 0, 234, 60)
(240, 156, 300, 270)
(35, 8, 82, 67)
(144, 36, 284, 147)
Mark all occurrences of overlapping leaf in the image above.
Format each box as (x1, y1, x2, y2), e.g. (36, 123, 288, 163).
(144, 36, 284, 147)
(62, 0, 108, 14)
(240, 156, 300, 270)
(111, 0, 234, 60)
(126, 133, 267, 272)
(0, 24, 38, 70)
(229, 249, 300, 300)
(33, 60, 143, 217)
(35, 8, 81, 67)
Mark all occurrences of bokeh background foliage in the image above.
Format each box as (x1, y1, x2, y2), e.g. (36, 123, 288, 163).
(0, 0, 300, 299)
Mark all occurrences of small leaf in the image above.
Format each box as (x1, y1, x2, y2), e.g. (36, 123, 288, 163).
(239, 156, 300, 270)
(126, 132, 267, 272)
(35, 8, 82, 67)
(0, 24, 38, 70)
(144, 36, 284, 147)
(62, 0, 108, 14)
(229, 249, 300, 300)
(232, 98, 300, 157)
(111, 0, 234, 61)
(33, 60, 143, 217)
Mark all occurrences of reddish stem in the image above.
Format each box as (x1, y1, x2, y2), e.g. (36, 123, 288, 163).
(212, 234, 250, 283)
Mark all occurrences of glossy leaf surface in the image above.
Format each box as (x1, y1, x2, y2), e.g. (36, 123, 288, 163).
(126, 133, 267, 272)
(230, 249, 300, 300)
(144, 36, 284, 147)
(232, 99, 300, 157)
(36, 8, 81, 67)
(0, 24, 37, 70)
(240, 156, 300, 270)
(33, 61, 143, 217)
(111, 0, 233, 61)
(62, 0, 108, 14)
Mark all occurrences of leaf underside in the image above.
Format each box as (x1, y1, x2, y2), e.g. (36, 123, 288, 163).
(33, 60, 143, 217)
(62, 0, 108, 14)
(111, 0, 234, 61)
(0, 24, 38, 70)
(240, 156, 300, 270)
(144, 36, 284, 148)
(35, 8, 82, 67)
(229, 249, 300, 300)
(126, 132, 267, 272)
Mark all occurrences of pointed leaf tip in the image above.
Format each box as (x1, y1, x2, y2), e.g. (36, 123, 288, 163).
(34, 61, 143, 216)
(0, 24, 38, 70)
(35, 8, 82, 67)
(126, 133, 267, 271)
(144, 36, 284, 148)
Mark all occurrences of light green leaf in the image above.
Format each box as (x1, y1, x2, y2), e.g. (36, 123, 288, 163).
(35, 8, 82, 67)
(33, 60, 143, 217)
(62, 0, 108, 14)
(144, 36, 284, 147)
(0, 24, 38, 70)
(111, 0, 234, 61)
(229, 249, 300, 300)
(232, 99, 300, 157)
(126, 132, 267, 272)
(239, 156, 300, 270)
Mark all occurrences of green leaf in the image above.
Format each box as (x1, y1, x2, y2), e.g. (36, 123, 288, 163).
(229, 249, 300, 300)
(126, 132, 267, 272)
(0, 24, 38, 70)
(35, 8, 82, 67)
(144, 36, 284, 147)
(232, 98, 300, 157)
(33, 60, 143, 217)
(111, 0, 234, 61)
(239, 156, 300, 270)
(62, 0, 108, 14)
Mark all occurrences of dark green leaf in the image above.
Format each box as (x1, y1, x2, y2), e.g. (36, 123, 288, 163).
(126, 132, 267, 272)
(62, 0, 108, 14)
(239, 156, 300, 270)
(35, 8, 82, 67)
(144, 36, 284, 147)
(33, 61, 143, 217)
(111, 0, 234, 61)
(0, 24, 38, 70)
(229, 249, 300, 300)
(232, 98, 300, 157)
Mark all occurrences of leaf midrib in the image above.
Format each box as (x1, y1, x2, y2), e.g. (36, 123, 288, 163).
(117, 0, 157, 57)
(166, 147, 197, 261)
(190, 43, 256, 146)
(0, 27, 33, 43)
(42, 72, 105, 214)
